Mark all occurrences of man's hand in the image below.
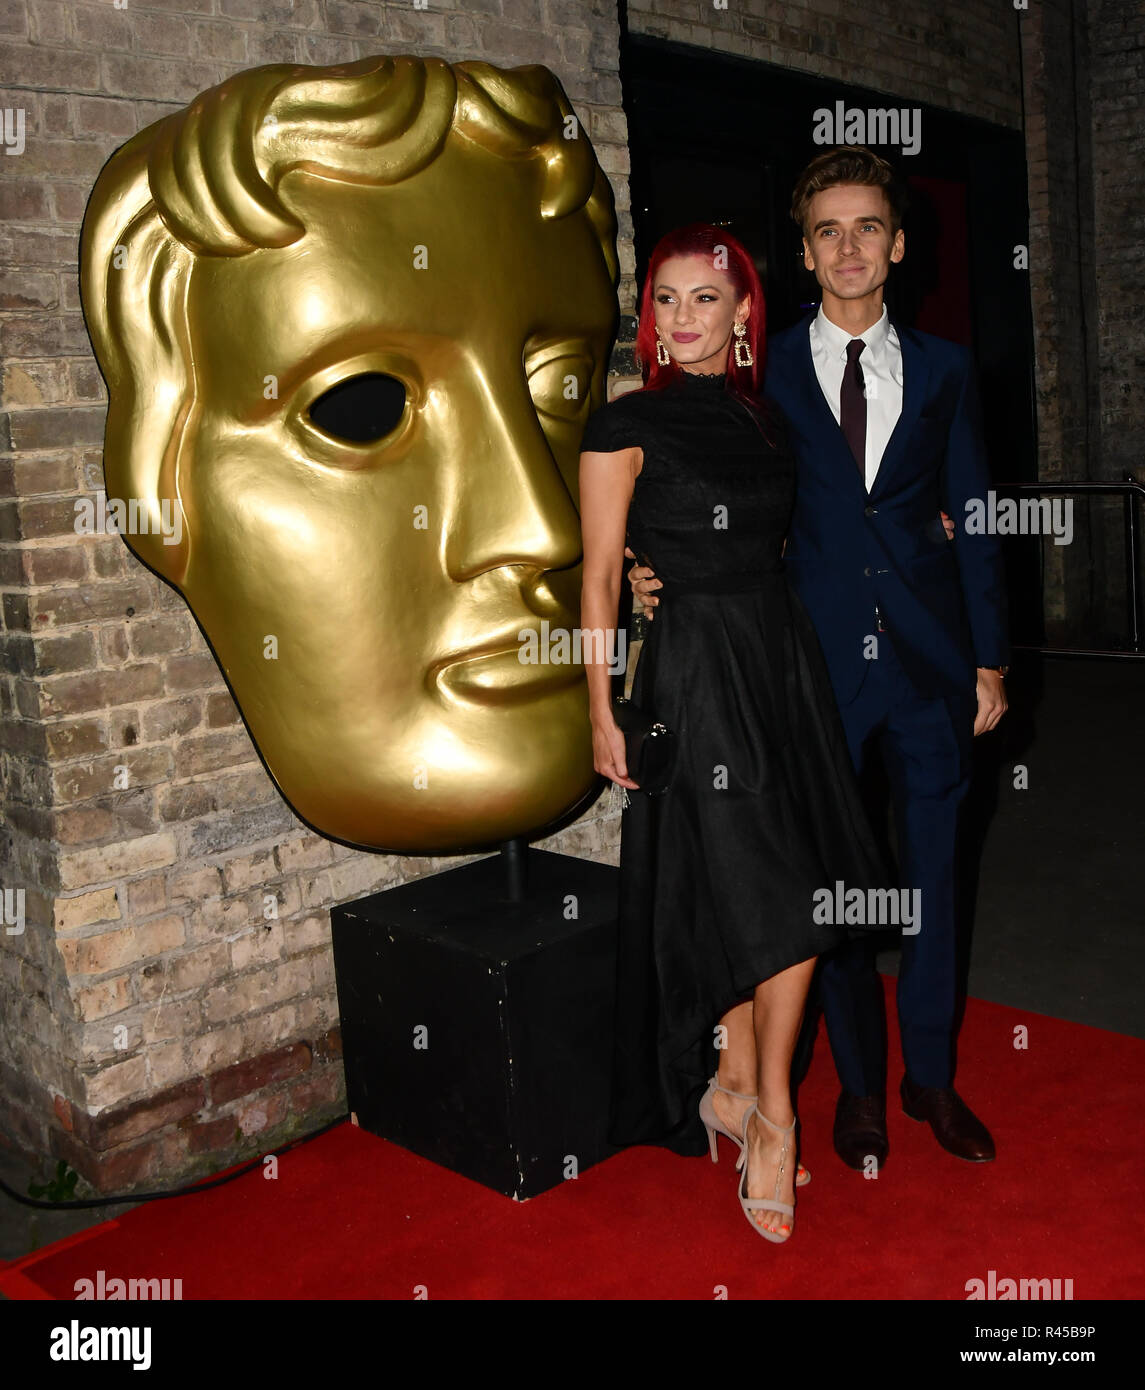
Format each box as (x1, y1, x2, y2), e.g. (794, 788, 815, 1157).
(941, 510, 955, 540)
(625, 545, 662, 619)
(974, 668, 1007, 735)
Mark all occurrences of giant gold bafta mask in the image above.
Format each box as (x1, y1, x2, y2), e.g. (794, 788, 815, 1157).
(80, 56, 618, 853)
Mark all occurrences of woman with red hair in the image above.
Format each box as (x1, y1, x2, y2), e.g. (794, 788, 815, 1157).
(579, 224, 884, 1241)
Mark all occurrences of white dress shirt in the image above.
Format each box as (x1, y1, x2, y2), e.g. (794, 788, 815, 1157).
(809, 304, 903, 492)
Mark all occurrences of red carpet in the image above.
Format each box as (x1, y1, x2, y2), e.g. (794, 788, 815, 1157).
(4, 986, 1144, 1300)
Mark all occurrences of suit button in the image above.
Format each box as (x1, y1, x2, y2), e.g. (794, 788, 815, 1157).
(863, 566, 873, 577)
(864, 505, 877, 516)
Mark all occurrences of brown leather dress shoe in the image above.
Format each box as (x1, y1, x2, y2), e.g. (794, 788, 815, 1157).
(901, 1076, 995, 1161)
(833, 1091, 888, 1170)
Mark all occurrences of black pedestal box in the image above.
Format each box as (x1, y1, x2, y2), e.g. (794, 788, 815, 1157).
(330, 848, 622, 1200)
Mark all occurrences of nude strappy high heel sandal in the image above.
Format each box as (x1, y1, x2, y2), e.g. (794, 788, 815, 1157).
(735, 1104, 797, 1243)
(699, 1075, 809, 1185)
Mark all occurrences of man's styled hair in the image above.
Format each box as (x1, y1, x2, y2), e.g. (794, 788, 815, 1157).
(790, 146, 908, 239)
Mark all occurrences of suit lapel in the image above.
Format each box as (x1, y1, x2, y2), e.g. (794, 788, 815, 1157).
(777, 312, 933, 499)
(868, 319, 930, 500)
(781, 315, 867, 491)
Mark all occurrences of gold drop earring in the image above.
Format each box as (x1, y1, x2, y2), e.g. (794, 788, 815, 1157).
(733, 320, 753, 368)
(655, 327, 670, 366)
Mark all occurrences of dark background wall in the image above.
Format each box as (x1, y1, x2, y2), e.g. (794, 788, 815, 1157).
(617, 0, 1144, 652)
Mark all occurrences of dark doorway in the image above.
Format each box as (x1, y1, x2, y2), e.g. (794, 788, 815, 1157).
(620, 32, 1039, 633)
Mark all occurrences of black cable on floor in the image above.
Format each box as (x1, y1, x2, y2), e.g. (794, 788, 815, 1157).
(0, 1112, 350, 1210)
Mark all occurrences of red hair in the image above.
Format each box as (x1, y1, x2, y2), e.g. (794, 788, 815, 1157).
(634, 223, 766, 401)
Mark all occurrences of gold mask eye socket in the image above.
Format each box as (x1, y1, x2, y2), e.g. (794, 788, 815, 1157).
(307, 372, 407, 445)
(526, 349, 594, 424)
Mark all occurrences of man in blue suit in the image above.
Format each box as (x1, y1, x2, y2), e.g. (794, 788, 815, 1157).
(629, 146, 1009, 1169)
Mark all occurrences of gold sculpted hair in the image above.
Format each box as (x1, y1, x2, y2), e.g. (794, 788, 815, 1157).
(79, 55, 618, 580)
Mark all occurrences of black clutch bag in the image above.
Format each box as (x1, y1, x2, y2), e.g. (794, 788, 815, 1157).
(611, 695, 677, 795)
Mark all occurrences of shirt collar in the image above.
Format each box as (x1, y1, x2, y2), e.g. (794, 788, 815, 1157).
(812, 303, 891, 361)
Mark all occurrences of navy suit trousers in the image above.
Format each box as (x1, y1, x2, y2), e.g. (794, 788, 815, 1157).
(818, 632, 977, 1095)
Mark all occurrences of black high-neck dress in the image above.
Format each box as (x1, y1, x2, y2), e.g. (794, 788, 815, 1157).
(580, 369, 886, 1156)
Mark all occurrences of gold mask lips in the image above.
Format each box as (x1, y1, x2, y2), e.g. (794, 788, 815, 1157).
(80, 55, 619, 854)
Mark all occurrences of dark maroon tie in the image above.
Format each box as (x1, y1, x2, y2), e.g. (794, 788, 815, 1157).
(840, 338, 867, 476)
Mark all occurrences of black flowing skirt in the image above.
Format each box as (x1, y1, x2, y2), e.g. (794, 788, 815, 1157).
(608, 572, 888, 1156)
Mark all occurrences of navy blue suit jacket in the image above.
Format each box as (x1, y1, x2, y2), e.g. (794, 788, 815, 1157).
(766, 312, 1010, 706)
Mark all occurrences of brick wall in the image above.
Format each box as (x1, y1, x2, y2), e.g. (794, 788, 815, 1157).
(626, 0, 1023, 128)
(1017, 0, 1144, 642)
(1019, 0, 1100, 635)
(0, 0, 633, 1194)
(1090, 0, 1144, 478)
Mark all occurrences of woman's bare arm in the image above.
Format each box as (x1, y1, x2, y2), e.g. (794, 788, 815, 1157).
(580, 446, 642, 788)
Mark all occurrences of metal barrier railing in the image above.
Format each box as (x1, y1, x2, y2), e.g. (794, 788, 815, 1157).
(995, 477, 1144, 659)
